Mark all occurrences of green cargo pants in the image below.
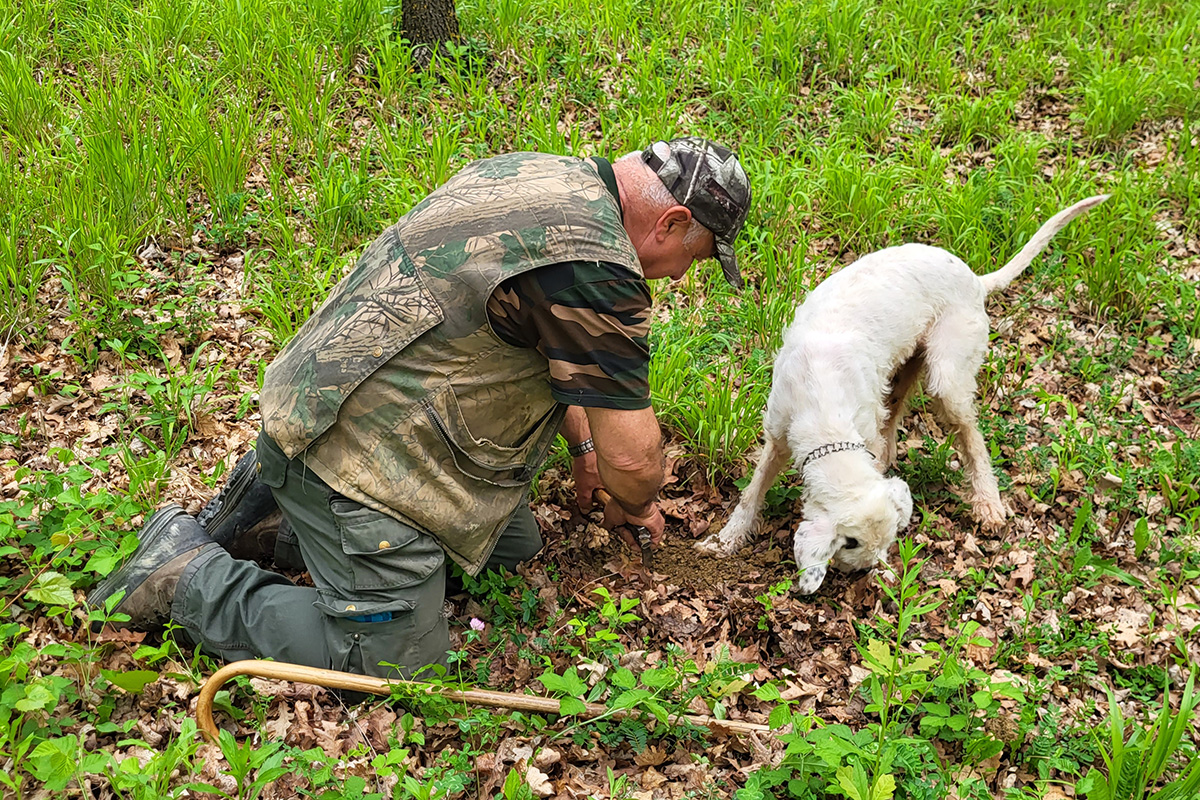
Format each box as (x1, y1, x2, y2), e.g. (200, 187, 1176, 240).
(171, 431, 542, 677)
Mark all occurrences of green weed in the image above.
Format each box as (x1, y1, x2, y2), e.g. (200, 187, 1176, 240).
(1079, 60, 1158, 146)
(1078, 673, 1200, 800)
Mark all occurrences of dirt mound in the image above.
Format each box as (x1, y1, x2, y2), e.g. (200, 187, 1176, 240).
(650, 538, 791, 592)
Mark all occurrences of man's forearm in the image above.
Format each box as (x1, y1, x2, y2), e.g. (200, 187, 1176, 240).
(584, 405, 665, 516)
(561, 405, 593, 448)
(595, 455, 663, 515)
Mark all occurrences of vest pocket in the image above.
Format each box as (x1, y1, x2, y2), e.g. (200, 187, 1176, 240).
(420, 383, 563, 485)
(353, 382, 563, 573)
(254, 432, 289, 488)
(330, 494, 445, 592)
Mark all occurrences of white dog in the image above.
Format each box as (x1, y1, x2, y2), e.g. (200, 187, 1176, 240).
(697, 195, 1109, 593)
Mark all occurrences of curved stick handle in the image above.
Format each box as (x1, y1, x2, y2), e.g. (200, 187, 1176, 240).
(196, 659, 768, 742)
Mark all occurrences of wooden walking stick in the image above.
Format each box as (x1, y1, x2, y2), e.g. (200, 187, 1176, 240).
(196, 660, 769, 742)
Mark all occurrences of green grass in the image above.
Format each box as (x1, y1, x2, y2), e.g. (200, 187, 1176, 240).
(2, 0, 1199, 795)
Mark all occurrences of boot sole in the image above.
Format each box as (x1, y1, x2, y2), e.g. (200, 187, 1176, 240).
(196, 451, 259, 535)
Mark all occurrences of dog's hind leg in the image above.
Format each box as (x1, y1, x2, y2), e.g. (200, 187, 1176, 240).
(696, 433, 792, 556)
(924, 313, 1007, 529)
(879, 349, 926, 470)
(934, 393, 1006, 529)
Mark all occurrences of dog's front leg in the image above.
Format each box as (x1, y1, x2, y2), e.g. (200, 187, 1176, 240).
(868, 435, 888, 474)
(933, 397, 1008, 529)
(696, 434, 791, 557)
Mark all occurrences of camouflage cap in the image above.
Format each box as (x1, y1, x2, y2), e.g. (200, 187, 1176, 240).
(641, 137, 752, 288)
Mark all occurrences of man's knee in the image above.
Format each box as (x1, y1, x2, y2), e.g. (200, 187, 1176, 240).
(484, 506, 543, 573)
(487, 532, 542, 573)
(508, 526, 544, 566)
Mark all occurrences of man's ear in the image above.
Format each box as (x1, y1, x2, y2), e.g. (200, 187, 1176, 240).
(886, 477, 913, 527)
(656, 205, 692, 241)
(793, 516, 836, 594)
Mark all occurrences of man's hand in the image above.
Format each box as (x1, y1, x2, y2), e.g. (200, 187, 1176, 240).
(599, 490, 665, 548)
(581, 404, 666, 552)
(573, 452, 603, 510)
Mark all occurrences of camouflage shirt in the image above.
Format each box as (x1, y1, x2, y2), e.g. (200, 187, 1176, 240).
(486, 260, 652, 411)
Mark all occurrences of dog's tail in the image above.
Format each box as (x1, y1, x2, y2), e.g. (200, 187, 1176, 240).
(979, 194, 1110, 294)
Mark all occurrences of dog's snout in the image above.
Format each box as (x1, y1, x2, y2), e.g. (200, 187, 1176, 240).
(844, 537, 859, 549)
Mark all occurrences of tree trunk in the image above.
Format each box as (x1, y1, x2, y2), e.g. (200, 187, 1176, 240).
(401, 0, 460, 47)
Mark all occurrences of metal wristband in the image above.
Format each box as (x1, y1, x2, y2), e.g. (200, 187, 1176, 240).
(567, 438, 595, 458)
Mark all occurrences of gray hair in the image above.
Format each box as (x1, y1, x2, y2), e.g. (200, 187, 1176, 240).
(617, 152, 709, 250)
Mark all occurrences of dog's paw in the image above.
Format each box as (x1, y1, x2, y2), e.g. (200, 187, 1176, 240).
(696, 506, 757, 557)
(980, 513, 1007, 532)
(694, 528, 746, 558)
(973, 496, 1008, 531)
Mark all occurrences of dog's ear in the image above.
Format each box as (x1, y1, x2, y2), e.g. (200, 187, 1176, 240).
(793, 516, 836, 594)
(885, 477, 914, 527)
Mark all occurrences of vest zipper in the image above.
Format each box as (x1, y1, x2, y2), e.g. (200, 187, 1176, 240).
(422, 398, 455, 452)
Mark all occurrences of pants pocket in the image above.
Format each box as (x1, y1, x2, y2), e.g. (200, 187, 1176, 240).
(329, 610, 450, 679)
(330, 494, 445, 592)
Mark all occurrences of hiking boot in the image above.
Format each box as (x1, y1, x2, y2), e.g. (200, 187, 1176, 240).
(218, 509, 280, 561)
(87, 505, 217, 630)
(197, 449, 280, 555)
(271, 517, 308, 571)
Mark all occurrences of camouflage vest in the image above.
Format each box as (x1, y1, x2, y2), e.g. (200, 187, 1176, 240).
(260, 153, 641, 575)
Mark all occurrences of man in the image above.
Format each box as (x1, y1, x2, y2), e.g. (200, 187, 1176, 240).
(88, 138, 752, 677)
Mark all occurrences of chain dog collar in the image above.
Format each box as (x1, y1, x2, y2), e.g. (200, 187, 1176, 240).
(800, 441, 868, 472)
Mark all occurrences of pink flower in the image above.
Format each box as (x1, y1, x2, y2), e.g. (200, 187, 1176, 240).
(470, 618, 485, 631)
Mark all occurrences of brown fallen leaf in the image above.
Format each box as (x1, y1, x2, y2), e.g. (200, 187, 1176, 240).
(639, 766, 668, 790)
(160, 335, 183, 365)
(1110, 608, 1148, 648)
(525, 764, 553, 797)
(533, 747, 561, 770)
(634, 744, 669, 767)
(475, 753, 504, 798)
(8, 381, 32, 403)
(497, 738, 534, 764)
(1010, 561, 1036, 589)
(46, 395, 74, 414)
(1026, 652, 1054, 670)
(585, 522, 610, 548)
(264, 703, 293, 742)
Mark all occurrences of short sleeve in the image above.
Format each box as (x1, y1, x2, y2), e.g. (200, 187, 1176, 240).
(486, 262, 652, 410)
